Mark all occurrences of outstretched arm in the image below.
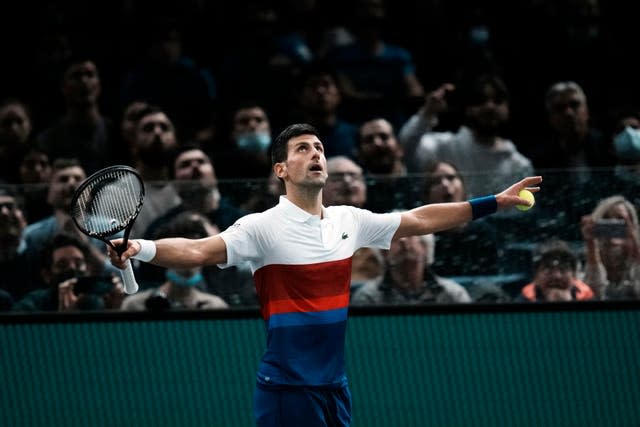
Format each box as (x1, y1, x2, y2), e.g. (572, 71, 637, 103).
(394, 176, 542, 239)
(107, 235, 227, 270)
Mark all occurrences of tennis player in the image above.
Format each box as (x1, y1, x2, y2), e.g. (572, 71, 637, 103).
(108, 123, 542, 427)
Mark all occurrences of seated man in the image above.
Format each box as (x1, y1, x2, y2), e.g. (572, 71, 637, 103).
(351, 234, 471, 305)
(518, 239, 593, 302)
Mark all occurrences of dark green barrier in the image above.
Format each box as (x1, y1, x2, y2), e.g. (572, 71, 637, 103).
(2, 303, 639, 427)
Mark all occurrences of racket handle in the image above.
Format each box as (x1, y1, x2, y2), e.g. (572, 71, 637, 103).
(121, 258, 139, 294)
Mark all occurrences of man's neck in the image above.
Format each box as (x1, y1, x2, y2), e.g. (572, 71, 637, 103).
(284, 187, 323, 216)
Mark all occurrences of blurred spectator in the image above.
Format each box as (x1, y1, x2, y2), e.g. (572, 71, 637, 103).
(144, 144, 247, 239)
(212, 101, 273, 180)
(238, 170, 285, 214)
(288, 63, 359, 159)
(127, 105, 181, 238)
(323, 156, 367, 208)
(607, 108, 640, 208)
(357, 117, 405, 175)
(141, 144, 252, 303)
(356, 118, 417, 213)
(0, 186, 34, 300)
(518, 239, 593, 302)
(399, 74, 533, 197)
(349, 246, 385, 301)
(0, 98, 34, 183)
(13, 233, 124, 312)
(422, 160, 499, 276)
(36, 53, 119, 175)
(216, 2, 291, 118)
(581, 195, 640, 300)
(120, 18, 216, 141)
(527, 81, 614, 175)
(121, 211, 229, 311)
(21, 158, 114, 287)
(351, 234, 471, 305)
(116, 100, 149, 165)
(325, 0, 424, 128)
(15, 146, 53, 223)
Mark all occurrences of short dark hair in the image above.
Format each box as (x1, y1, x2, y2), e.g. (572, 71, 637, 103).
(51, 157, 82, 173)
(460, 73, 509, 107)
(41, 233, 91, 271)
(168, 141, 208, 178)
(533, 239, 577, 273)
(271, 123, 320, 165)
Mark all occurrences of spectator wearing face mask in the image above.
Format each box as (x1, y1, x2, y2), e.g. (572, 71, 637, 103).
(211, 101, 273, 180)
(121, 212, 230, 311)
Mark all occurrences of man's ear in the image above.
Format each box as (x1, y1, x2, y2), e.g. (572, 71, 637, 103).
(274, 162, 287, 179)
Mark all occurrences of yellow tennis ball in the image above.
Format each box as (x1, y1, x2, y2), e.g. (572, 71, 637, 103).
(516, 189, 535, 211)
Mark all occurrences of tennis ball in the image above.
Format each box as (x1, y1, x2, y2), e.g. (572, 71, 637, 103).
(516, 189, 535, 211)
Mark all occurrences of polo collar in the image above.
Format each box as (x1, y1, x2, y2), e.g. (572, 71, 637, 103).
(278, 196, 328, 223)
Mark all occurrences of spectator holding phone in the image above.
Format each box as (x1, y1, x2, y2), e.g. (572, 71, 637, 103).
(13, 233, 124, 312)
(581, 195, 640, 300)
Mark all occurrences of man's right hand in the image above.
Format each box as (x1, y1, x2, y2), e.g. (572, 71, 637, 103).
(107, 239, 141, 269)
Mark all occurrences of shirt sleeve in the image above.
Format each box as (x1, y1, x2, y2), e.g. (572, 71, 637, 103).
(216, 213, 262, 269)
(351, 208, 402, 250)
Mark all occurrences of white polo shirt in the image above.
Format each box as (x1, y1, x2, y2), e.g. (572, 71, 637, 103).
(218, 195, 401, 387)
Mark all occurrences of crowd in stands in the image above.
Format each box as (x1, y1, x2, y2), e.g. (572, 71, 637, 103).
(2, 0, 640, 312)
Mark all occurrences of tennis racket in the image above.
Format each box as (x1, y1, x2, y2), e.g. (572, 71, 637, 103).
(70, 165, 145, 294)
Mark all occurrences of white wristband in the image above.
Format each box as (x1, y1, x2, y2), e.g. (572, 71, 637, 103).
(132, 239, 156, 262)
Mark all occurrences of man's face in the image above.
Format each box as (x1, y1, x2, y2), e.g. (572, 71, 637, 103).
(387, 236, 427, 288)
(0, 195, 26, 257)
(121, 101, 148, 145)
(19, 150, 51, 184)
(300, 73, 341, 113)
(277, 135, 327, 189)
(173, 149, 217, 198)
(134, 112, 177, 167)
(465, 84, 509, 135)
(547, 90, 589, 138)
(232, 107, 270, 137)
(0, 103, 32, 145)
(62, 61, 101, 106)
(49, 245, 88, 285)
(324, 158, 366, 207)
(358, 119, 402, 174)
(534, 258, 575, 301)
(424, 163, 465, 204)
(47, 166, 86, 210)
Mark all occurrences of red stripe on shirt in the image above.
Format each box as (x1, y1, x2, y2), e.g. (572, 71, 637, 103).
(254, 257, 352, 319)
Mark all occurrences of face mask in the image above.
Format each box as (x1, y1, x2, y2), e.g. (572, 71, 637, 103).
(614, 126, 640, 161)
(236, 132, 271, 152)
(166, 270, 203, 287)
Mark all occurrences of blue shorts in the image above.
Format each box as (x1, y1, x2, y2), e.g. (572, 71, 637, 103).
(254, 384, 352, 427)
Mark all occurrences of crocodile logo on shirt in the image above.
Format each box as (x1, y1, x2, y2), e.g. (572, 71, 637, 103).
(342, 232, 349, 240)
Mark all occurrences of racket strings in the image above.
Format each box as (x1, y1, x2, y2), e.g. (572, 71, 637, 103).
(72, 169, 143, 237)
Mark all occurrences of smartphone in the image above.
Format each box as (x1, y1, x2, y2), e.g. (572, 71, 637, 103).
(593, 218, 627, 238)
(73, 276, 114, 295)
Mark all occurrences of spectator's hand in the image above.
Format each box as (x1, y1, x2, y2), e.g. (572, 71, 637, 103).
(103, 275, 125, 309)
(581, 215, 596, 242)
(58, 277, 79, 311)
(423, 83, 455, 118)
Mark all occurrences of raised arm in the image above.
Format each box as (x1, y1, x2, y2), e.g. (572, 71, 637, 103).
(394, 176, 542, 239)
(107, 235, 227, 270)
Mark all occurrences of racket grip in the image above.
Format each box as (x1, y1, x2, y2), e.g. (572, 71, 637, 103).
(121, 258, 139, 294)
